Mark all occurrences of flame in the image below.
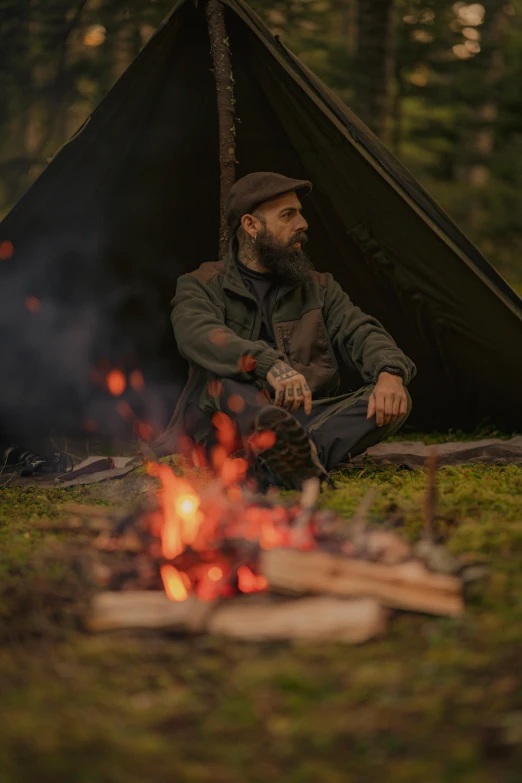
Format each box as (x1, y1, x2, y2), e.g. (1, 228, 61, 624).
(147, 408, 315, 603)
(161, 564, 188, 602)
(107, 369, 126, 396)
(237, 566, 268, 594)
(148, 464, 202, 559)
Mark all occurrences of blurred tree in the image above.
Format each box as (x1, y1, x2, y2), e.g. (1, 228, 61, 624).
(354, 0, 396, 141)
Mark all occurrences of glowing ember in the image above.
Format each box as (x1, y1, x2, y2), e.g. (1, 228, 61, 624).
(237, 354, 257, 372)
(209, 328, 228, 346)
(130, 369, 145, 392)
(227, 394, 245, 413)
(136, 420, 153, 441)
(0, 241, 14, 260)
(116, 400, 134, 421)
(208, 566, 223, 582)
(107, 369, 126, 396)
(207, 380, 224, 398)
(25, 296, 40, 313)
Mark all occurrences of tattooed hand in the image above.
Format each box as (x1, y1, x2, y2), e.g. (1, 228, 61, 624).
(266, 360, 312, 415)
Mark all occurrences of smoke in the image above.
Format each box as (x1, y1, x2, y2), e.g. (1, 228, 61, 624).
(0, 228, 183, 449)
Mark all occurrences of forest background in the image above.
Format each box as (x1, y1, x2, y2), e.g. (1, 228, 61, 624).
(2, 0, 522, 293)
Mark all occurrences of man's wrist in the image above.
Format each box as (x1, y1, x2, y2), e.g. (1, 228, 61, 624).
(379, 366, 404, 379)
(378, 367, 404, 384)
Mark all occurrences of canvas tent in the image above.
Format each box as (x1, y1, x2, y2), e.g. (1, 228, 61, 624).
(1, 0, 522, 443)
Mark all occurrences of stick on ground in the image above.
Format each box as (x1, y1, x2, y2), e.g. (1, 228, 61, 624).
(424, 446, 438, 540)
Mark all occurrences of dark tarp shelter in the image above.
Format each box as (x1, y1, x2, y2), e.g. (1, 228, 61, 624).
(1, 0, 522, 444)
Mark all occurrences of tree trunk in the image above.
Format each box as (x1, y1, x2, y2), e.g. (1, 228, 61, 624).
(331, 0, 357, 55)
(455, 6, 509, 231)
(354, 0, 395, 142)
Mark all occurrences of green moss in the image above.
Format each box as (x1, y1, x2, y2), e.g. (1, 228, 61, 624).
(1, 463, 522, 781)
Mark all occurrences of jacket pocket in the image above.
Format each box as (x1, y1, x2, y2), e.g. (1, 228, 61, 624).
(275, 309, 339, 396)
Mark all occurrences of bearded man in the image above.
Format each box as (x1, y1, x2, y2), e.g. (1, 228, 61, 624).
(161, 172, 416, 488)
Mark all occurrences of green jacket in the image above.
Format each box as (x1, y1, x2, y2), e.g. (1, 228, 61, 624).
(164, 246, 415, 441)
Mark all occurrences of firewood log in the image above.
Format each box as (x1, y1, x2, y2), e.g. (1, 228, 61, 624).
(261, 549, 464, 617)
(86, 591, 387, 643)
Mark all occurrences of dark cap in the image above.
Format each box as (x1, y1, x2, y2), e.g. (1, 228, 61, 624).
(225, 172, 312, 231)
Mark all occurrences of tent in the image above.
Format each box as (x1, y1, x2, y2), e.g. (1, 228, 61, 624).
(1, 0, 522, 443)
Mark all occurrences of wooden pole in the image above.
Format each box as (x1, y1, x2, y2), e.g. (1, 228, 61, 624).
(205, 0, 237, 259)
(424, 446, 438, 541)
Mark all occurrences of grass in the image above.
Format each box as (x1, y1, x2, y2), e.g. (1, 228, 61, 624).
(1, 462, 522, 782)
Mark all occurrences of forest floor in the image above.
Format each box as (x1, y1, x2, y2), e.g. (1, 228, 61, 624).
(1, 453, 522, 783)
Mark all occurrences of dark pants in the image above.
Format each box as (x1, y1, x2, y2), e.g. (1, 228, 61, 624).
(200, 379, 411, 472)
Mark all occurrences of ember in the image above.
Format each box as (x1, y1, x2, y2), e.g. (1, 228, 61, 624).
(0, 240, 14, 260)
(25, 295, 40, 312)
(107, 369, 126, 396)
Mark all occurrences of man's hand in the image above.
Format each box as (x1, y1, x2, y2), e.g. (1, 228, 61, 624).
(367, 372, 408, 427)
(266, 360, 312, 415)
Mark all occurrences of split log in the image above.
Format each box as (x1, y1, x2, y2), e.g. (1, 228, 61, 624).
(261, 549, 464, 617)
(86, 591, 387, 643)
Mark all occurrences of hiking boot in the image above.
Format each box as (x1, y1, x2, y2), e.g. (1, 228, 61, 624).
(250, 406, 328, 490)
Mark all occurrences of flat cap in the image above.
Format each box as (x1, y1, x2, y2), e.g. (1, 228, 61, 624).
(226, 172, 312, 231)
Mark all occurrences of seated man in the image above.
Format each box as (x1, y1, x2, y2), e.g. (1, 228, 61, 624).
(160, 172, 416, 487)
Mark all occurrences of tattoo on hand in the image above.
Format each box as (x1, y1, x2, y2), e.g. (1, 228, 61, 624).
(287, 388, 294, 398)
(297, 388, 303, 397)
(270, 361, 299, 382)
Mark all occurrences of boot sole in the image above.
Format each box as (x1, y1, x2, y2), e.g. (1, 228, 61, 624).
(253, 406, 327, 489)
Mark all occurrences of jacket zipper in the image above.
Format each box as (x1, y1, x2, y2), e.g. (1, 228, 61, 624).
(281, 329, 290, 360)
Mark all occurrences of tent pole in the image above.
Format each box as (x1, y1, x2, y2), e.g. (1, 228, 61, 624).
(205, 0, 237, 259)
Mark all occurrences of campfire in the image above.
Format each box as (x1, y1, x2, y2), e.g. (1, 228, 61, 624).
(51, 418, 470, 644)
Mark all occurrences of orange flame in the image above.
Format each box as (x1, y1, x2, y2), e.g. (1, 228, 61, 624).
(148, 463, 202, 559)
(237, 566, 268, 594)
(161, 564, 188, 602)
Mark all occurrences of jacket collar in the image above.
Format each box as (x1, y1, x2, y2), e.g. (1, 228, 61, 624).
(222, 238, 256, 300)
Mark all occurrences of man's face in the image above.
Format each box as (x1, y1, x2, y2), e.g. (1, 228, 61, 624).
(252, 192, 313, 285)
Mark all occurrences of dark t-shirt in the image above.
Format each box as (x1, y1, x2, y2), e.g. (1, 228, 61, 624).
(236, 259, 279, 348)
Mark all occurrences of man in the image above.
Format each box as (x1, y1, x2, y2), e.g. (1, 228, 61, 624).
(161, 172, 416, 487)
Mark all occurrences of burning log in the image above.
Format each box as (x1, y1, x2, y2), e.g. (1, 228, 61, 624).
(261, 548, 464, 617)
(87, 591, 388, 643)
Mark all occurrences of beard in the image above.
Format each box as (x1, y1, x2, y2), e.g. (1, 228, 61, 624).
(257, 227, 314, 285)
